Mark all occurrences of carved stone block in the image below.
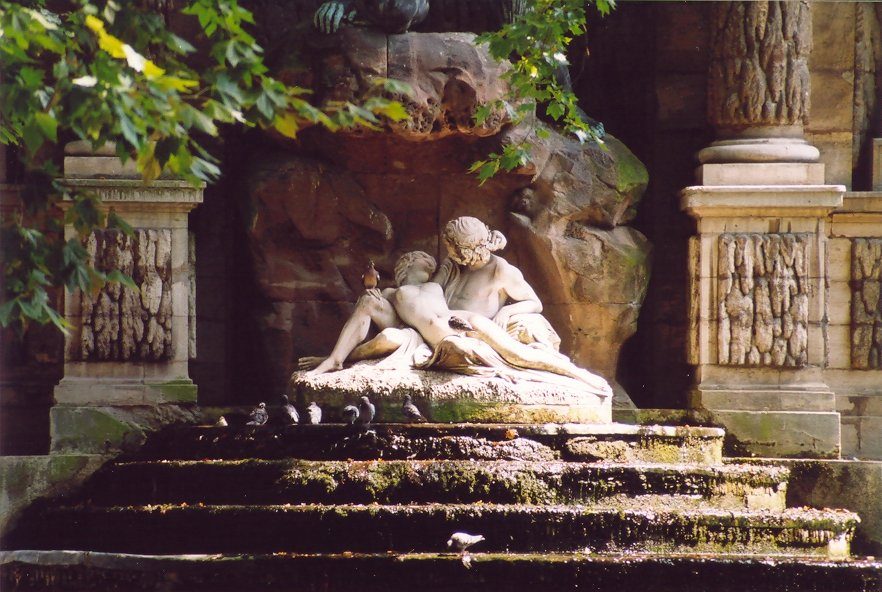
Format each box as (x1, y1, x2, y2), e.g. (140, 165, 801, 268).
(851, 238, 882, 369)
(717, 233, 811, 367)
(79, 229, 173, 361)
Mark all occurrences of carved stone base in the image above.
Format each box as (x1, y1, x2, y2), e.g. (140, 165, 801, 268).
(52, 148, 203, 455)
(698, 138, 820, 164)
(682, 175, 845, 458)
(289, 362, 612, 424)
(690, 383, 840, 459)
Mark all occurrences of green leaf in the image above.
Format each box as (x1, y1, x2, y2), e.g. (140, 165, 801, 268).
(475, 160, 500, 183)
(22, 121, 44, 153)
(272, 112, 300, 139)
(34, 112, 58, 142)
(0, 299, 18, 327)
(546, 101, 565, 120)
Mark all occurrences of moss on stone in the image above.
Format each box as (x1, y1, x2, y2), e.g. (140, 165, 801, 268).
(147, 379, 198, 403)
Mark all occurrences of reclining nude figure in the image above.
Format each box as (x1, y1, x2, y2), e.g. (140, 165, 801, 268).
(300, 251, 611, 397)
(300, 216, 562, 374)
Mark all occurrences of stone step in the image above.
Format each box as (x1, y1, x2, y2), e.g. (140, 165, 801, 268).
(3, 551, 880, 592)
(11, 504, 856, 558)
(84, 459, 789, 510)
(135, 423, 724, 465)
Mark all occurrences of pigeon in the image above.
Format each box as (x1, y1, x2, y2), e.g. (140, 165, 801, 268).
(447, 532, 485, 568)
(306, 401, 322, 425)
(357, 396, 375, 426)
(276, 394, 299, 425)
(402, 394, 427, 423)
(246, 402, 268, 426)
(448, 316, 473, 332)
(342, 404, 359, 425)
(214, 416, 229, 427)
(362, 260, 380, 290)
(447, 532, 485, 553)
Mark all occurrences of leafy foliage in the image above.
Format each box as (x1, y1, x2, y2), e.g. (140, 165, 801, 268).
(471, 0, 616, 182)
(0, 0, 407, 332)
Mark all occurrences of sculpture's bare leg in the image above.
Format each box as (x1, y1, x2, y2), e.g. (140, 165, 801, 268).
(464, 313, 612, 395)
(310, 290, 399, 375)
(348, 327, 410, 361)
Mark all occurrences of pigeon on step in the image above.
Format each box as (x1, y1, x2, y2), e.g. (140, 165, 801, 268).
(306, 401, 322, 424)
(342, 404, 359, 425)
(277, 394, 299, 425)
(402, 395, 427, 423)
(447, 532, 485, 553)
(246, 402, 268, 426)
(447, 532, 485, 569)
(358, 396, 375, 426)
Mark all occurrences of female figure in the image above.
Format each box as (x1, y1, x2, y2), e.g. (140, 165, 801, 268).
(434, 216, 561, 351)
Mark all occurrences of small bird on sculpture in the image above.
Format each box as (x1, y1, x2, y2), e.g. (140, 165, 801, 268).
(402, 394, 427, 423)
(306, 401, 322, 424)
(358, 395, 376, 426)
(342, 404, 359, 425)
(246, 402, 268, 426)
(448, 316, 473, 332)
(362, 259, 380, 290)
(277, 394, 299, 426)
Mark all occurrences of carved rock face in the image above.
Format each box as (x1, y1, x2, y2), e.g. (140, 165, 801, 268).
(240, 30, 651, 401)
(281, 29, 511, 141)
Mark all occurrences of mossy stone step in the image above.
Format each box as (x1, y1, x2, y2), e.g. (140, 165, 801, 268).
(135, 423, 724, 465)
(12, 504, 857, 558)
(3, 550, 880, 592)
(84, 459, 788, 510)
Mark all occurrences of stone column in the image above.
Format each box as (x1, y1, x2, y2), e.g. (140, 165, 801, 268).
(682, 1, 846, 458)
(51, 142, 203, 454)
(700, 0, 819, 169)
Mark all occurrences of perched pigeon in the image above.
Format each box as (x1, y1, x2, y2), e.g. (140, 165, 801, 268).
(306, 401, 322, 425)
(214, 416, 229, 427)
(448, 316, 473, 332)
(357, 396, 375, 426)
(362, 260, 380, 290)
(246, 402, 268, 426)
(402, 395, 427, 423)
(342, 404, 359, 425)
(277, 394, 299, 425)
(447, 532, 485, 553)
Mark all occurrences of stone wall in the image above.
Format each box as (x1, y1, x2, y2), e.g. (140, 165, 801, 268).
(576, 2, 881, 418)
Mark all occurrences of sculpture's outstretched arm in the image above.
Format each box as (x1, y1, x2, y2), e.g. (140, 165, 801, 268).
(308, 288, 399, 374)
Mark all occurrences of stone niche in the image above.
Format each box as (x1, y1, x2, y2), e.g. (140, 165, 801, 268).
(241, 28, 650, 405)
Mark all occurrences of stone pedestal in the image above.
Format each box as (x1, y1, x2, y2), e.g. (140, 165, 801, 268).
(51, 148, 203, 454)
(682, 177, 844, 458)
(828, 191, 882, 459)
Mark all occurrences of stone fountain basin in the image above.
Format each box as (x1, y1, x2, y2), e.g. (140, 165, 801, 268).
(288, 363, 611, 424)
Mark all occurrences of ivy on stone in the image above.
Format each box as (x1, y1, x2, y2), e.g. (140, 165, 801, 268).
(0, 0, 406, 332)
(471, 0, 615, 181)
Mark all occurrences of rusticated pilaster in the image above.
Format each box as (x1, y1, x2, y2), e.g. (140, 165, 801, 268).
(79, 228, 173, 361)
(851, 238, 882, 369)
(718, 233, 810, 367)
